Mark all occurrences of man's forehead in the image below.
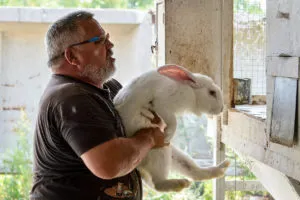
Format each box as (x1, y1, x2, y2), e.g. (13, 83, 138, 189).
(79, 19, 105, 35)
(90, 18, 105, 32)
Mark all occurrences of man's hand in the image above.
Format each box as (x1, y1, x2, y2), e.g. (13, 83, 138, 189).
(150, 110, 167, 132)
(138, 109, 168, 148)
(136, 127, 169, 149)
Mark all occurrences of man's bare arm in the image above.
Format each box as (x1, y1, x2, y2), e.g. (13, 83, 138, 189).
(81, 127, 166, 180)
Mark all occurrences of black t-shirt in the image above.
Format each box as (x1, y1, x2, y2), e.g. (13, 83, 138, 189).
(30, 75, 142, 200)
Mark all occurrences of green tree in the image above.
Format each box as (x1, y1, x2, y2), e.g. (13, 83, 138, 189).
(58, 0, 81, 8)
(127, 0, 153, 9)
(0, 111, 33, 200)
(0, 0, 154, 9)
(80, 0, 126, 9)
(234, 0, 264, 14)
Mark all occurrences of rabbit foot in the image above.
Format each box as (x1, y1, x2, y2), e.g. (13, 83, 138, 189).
(211, 160, 230, 178)
(154, 179, 191, 192)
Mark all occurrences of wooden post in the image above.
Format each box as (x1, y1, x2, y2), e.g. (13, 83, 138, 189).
(0, 31, 3, 74)
(164, 0, 222, 77)
(155, 0, 165, 67)
(214, 0, 233, 199)
(163, 0, 233, 198)
(221, 0, 234, 125)
(212, 116, 226, 200)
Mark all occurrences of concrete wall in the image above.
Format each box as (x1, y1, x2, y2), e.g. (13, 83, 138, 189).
(164, 0, 222, 81)
(0, 8, 154, 151)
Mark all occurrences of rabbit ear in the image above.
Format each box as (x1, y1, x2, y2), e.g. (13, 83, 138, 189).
(157, 64, 197, 86)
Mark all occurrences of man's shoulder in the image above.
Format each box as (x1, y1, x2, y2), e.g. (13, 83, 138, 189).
(39, 76, 94, 111)
(45, 81, 86, 102)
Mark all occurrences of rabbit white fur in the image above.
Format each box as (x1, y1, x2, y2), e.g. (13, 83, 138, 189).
(113, 65, 230, 192)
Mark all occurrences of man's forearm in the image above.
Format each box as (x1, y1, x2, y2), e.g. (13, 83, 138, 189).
(110, 130, 155, 177)
(81, 129, 156, 180)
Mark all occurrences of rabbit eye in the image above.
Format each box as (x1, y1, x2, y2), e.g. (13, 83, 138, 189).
(209, 90, 217, 98)
(149, 100, 153, 106)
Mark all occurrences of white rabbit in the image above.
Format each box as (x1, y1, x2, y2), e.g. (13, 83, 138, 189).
(113, 64, 230, 192)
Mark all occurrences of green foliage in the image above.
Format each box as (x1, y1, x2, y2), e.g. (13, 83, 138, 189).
(225, 148, 273, 199)
(201, 181, 213, 200)
(226, 148, 257, 181)
(127, 0, 153, 9)
(143, 180, 213, 200)
(0, 111, 33, 200)
(234, 0, 265, 14)
(226, 190, 270, 200)
(173, 114, 208, 158)
(0, 0, 154, 9)
(80, 0, 127, 9)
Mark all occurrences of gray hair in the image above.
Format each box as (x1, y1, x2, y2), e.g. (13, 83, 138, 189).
(45, 11, 94, 68)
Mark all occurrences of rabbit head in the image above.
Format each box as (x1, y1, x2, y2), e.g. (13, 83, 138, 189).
(192, 74, 224, 115)
(158, 65, 224, 116)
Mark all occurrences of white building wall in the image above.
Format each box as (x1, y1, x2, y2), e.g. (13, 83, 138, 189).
(0, 8, 154, 151)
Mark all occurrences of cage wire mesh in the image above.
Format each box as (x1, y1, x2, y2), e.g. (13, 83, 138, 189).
(234, 0, 266, 96)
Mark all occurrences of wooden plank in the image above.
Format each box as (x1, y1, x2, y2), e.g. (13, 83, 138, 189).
(266, 57, 300, 78)
(298, 80, 300, 147)
(266, 76, 275, 142)
(225, 180, 266, 191)
(244, 156, 300, 200)
(267, 0, 300, 57)
(223, 129, 300, 182)
(270, 77, 297, 146)
(222, 109, 300, 182)
(289, 177, 300, 195)
(234, 105, 266, 120)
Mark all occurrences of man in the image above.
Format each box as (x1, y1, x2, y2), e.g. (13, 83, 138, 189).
(30, 10, 166, 200)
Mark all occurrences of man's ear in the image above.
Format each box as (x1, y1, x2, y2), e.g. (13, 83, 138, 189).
(64, 47, 80, 66)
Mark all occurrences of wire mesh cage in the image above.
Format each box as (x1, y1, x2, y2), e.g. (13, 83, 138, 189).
(234, 0, 266, 102)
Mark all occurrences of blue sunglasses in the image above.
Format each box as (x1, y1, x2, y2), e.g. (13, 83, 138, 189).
(49, 34, 109, 63)
(69, 33, 109, 47)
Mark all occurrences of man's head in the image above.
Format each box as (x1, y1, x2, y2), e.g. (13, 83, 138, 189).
(45, 11, 115, 87)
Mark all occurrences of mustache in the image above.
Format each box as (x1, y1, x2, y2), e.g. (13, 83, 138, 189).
(107, 50, 113, 57)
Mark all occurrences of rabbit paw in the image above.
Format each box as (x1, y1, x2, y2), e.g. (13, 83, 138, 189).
(154, 179, 191, 192)
(211, 160, 230, 178)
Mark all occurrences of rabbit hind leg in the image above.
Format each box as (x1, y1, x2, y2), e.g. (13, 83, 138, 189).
(171, 145, 230, 180)
(139, 165, 190, 192)
(138, 167, 155, 189)
(144, 147, 191, 192)
(153, 178, 191, 192)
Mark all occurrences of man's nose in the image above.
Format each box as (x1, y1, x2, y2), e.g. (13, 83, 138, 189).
(106, 39, 114, 49)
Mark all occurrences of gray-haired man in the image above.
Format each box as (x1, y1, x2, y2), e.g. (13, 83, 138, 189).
(30, 10, 166, 200)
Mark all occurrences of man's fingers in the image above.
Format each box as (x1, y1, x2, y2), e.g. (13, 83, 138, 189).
(150, 111, 161, 124)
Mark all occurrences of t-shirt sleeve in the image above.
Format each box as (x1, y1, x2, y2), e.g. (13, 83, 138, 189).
(54, 94, 118, 156)
(104, 79, 122, 99)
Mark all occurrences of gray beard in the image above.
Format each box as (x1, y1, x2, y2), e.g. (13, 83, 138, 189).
(80, 60, 116, 84)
